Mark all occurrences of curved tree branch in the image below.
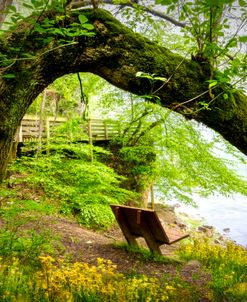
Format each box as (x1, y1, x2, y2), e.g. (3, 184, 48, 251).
(0, 8, 247, 180)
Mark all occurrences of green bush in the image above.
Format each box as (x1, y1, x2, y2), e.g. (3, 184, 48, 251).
(9, 145, 136, 229)
(0, 223, 54, 266)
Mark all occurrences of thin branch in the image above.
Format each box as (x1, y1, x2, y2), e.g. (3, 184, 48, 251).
(70, 0, 186, 28)
(77, 72, 85, 103)
(216, 17, 247, 60)
(153, 54, 188, 95)
(130, 118, 165, 146)
(173, 89, 210, 110)
(137, 5, 186, 28)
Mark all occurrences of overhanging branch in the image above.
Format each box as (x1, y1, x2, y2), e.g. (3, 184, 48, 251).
(0, 8, 247, 156)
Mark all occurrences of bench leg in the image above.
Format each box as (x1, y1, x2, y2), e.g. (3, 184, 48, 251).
(114, 209, 139, 247)
(140, 222, 162, 255)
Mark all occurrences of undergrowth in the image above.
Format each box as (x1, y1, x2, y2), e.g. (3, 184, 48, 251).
(0, 256, 198, 302)
(1, 143, 247, 301)
(178, 238, 247, 301)
(7, 143, 136, 230)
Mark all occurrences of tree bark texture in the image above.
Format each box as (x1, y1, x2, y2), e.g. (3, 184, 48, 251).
(0, 8, 247, 181)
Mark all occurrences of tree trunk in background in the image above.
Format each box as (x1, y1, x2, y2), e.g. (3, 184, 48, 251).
(0, 8, 247, 181)
(0, 124, 16, 181)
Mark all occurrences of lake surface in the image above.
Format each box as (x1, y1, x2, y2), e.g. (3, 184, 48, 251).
(171, 193, 247, 247)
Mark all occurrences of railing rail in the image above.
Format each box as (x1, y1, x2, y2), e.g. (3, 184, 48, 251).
(15, 115, 119, 143)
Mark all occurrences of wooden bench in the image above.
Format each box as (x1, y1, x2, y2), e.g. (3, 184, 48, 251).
(110, 204, 189, 255)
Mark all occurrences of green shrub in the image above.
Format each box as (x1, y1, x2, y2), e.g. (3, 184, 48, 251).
(9, 145, 137, 229)
(0, 223, 54, 266)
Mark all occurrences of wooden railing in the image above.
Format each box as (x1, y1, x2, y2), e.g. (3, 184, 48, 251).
(86, 118, 119, 142)
(15, 115, 119, 143)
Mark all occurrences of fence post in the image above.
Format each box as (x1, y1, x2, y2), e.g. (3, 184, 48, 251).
(17, 124, 23, 143)
(88, 119, 94, 162)
(45, 118, 50, 154)
(104, 121, 108, 140)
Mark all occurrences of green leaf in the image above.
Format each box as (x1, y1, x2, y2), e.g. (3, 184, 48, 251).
(23, 3, 34, 9)
(223, 93, 228, 100)
(238, 0, 246, 6)
(153, 76, 168, 82)
(10, 47, 21, 52)
(65, 30, 79, 37)
(79, 30, 95, 37)
(8, 5, 17, 12)
(70, 22, 80, 27)
(22, 53, 36, 59)
(217, 31, 224, 37)
(155, 0, 175, 5)
(82, 32, 96, 37)
(2, 74, 16, 79)
(78, 15, 88, 25)
(239, 36, 247, 43)
(227, 38, 237, 48)
(136, 72, 153, 80)
(82, 24, 94, 30)
(142, 95, 153, 100)
(208, 80, 217, 88)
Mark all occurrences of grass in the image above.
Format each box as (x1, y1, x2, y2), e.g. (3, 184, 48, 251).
(113, 242, 183, 264)
(178, 238, 247, 301)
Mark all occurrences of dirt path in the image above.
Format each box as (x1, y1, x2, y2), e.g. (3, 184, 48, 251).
(0, 204, 212, 301)
(47, 216, 179, 274)
(33, 213, 212, 301)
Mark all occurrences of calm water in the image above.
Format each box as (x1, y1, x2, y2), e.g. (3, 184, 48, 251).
(172, 193, 247, 247)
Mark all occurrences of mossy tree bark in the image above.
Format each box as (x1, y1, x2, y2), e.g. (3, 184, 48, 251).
(0, 8, 247, 181)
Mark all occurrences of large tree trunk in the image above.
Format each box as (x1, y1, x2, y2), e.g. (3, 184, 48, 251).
(0, 8, 247, 181)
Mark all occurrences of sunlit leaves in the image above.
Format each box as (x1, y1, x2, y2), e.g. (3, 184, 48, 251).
(136, 72, 167, 82)
(113, 100, 247, 204)
(238, 0, 246, 6)
(207, 79, 218, 88)
(239, 35, 247, 43)
(151, 0, 246, 89)
(32, 13, 95, 43)
(10, 147, 135, 229)
(78, 14, 95, 30)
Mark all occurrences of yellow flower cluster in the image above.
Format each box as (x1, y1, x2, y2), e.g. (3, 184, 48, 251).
(179, 239, 247, 300)
(34, 256, 185, 301)
(0, 255, 193, 301)
(181, 239, 247, 269)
